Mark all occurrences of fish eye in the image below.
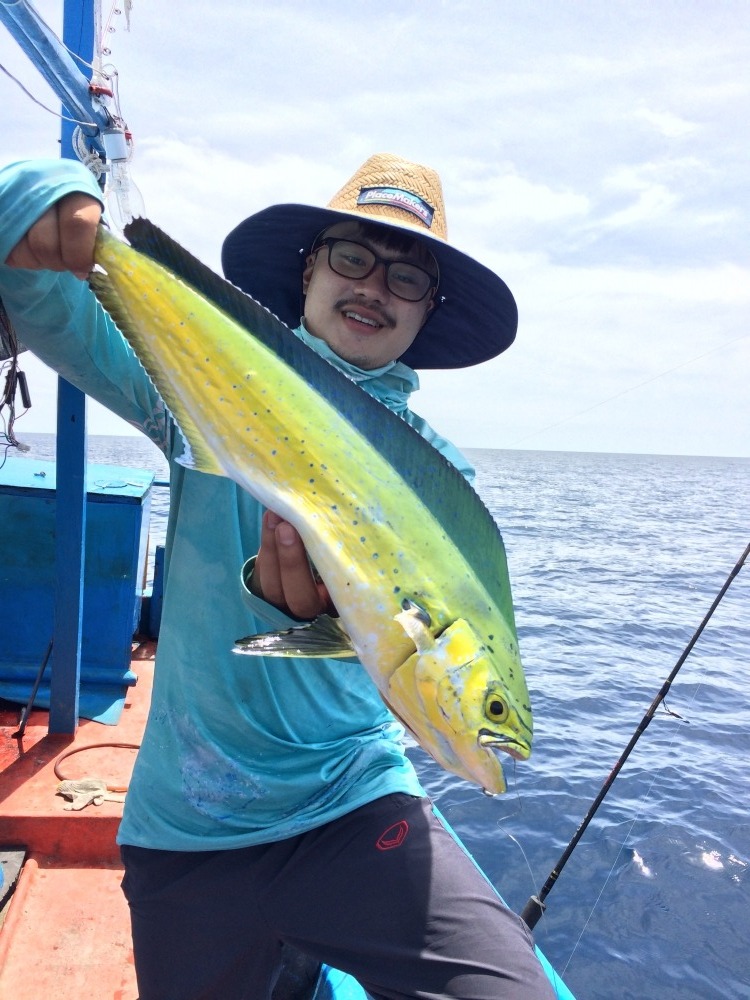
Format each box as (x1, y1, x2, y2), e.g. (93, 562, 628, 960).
(484, 692, 509, 724)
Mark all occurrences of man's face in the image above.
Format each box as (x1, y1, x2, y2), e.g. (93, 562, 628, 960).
(301, 221, 436, 370)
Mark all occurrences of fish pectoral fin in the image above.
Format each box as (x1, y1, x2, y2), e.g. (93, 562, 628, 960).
(394, 599, 435, 654)
(232, 614, 356, 659)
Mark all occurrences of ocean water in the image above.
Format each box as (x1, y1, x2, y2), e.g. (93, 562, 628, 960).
(11, 435, 750, 999)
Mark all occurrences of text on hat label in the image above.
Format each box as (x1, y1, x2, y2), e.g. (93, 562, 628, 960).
(357, 187, 435, 228)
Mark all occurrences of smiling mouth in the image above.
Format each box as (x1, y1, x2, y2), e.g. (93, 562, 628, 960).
(343, 310, 382, 329)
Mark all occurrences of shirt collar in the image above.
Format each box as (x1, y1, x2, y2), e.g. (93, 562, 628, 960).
(294, 321, 420, 412)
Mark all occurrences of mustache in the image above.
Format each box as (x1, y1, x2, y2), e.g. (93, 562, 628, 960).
(335, 297, 395, 329)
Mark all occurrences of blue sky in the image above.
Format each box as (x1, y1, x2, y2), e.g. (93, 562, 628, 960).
(1, 1, 748, 456)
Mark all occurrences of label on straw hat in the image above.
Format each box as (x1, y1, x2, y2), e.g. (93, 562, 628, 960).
(357, 186, 435, 228)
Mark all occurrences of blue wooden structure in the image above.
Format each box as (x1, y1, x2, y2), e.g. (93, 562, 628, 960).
(0, 0, 108, 732)
(0, 458, 152, 723)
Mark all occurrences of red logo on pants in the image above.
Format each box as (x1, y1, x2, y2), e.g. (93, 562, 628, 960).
(376, 820, 409, 851)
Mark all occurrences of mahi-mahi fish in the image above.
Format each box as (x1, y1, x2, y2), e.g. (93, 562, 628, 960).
(89, 220, 533, 794)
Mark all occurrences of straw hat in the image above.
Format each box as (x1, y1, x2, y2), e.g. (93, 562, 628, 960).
(221, 153, 517, 370)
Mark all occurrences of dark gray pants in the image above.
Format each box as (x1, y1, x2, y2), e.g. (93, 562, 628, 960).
(121, 793, 555, 1000)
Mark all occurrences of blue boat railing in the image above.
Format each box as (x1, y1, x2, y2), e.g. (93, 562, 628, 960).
(0, 0, 106, 735)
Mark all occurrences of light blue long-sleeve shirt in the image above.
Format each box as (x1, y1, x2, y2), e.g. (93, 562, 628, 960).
(0, 158, 475, 849)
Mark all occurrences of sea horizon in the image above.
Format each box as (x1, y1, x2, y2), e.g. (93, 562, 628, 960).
(9, 430, 750, 465)
(2, 430, 748, 997)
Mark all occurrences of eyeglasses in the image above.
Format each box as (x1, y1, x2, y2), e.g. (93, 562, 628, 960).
(312, 237, 439, 303)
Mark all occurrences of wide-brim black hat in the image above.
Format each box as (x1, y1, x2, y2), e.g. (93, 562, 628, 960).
(221, 153, 517, 370)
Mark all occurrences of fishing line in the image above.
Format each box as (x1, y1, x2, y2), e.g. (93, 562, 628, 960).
(560, 688, 699, 975)
(17, 0, 130, 72)
(563, 648, 718, 972)
(97, 0, 132, 57)
(520, 539, 750, 934)
(508, 330, 749, 449)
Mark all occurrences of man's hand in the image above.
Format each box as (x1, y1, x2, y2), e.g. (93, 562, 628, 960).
(5, 192, 101, 280)
(252, 510, 336, 620)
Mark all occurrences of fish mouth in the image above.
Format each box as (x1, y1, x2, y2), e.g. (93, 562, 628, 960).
(478, 730, 531, 762)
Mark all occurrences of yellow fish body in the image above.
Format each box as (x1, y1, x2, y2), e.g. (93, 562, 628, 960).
(90, 221, 533, 794)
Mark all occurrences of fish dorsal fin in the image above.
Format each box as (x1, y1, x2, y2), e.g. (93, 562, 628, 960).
(91, 227, 226, 478)
(120, 220, 517, 635)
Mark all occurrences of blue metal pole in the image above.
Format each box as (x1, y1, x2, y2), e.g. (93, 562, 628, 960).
(0, 1, 108, 156)
(48, 0, 96, 734)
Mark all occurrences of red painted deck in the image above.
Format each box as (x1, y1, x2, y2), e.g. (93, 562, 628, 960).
(0, 640, 155, 999)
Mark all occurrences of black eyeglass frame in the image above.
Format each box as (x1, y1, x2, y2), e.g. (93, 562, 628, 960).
(311, 236, 440, 303)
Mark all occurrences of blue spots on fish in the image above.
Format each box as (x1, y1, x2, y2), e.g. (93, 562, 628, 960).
(124, 217, 515, 626)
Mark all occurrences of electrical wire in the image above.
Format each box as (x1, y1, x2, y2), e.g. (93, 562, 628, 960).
(0, 60, 99, 126)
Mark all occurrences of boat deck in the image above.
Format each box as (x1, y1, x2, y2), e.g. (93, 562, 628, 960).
(0, 639, 575, 1000)
(0, 640, 155, 999)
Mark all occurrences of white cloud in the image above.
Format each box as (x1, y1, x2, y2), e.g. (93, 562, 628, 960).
(453, 168, 591, 229)
(1, 0, 748, 456)
(634, 108, 699, 139)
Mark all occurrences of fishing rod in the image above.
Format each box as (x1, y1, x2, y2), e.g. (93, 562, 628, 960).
(520, 539, 750, 931)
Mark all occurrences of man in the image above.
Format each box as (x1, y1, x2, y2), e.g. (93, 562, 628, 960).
(0, 153, 555, 999)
